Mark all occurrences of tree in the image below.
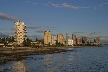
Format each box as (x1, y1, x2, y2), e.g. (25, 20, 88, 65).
(35, 38, 38, 42)
(23, 38, 32, 47)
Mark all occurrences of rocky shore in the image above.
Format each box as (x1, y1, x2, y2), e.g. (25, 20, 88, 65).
(0, 47, 70, 65)
(0, 46, 101, 65)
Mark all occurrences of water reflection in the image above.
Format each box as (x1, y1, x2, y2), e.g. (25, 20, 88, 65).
(44, 54, 54, 72)
(12, 61, 26, 72)
(1, 47, 108, 72)
(43, 51, 75, 72)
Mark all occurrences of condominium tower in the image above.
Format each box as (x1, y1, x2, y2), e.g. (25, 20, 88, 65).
(14, 20, 27, 45)
(44, 31, 52, 45)
(57, 34, 65, 45)
(72, 34, 76, 45)
(66, 33, 69, 45)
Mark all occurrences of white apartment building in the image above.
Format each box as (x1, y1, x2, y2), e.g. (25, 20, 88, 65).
(67, 39, 73, 46)
(14, 20, 27, 45)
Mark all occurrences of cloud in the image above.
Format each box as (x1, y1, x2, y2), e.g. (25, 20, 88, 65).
(51, 4, 61, 7)
(25, 1, 29, 2)
(93, 2, 108, 9)
(99, 2, 108, 7)
(0, 28, 6, 30)
(44, 4, 49, 6)
(33, 2, 38, 5)
(99, 36, 108, 43)
(89, 32, 101, 35)
(51, 2, 108, 10)
(43, 26, 57, 28)
(27, 26, 42, 29)
(82, 32, 101, 38)
(0, 12, 18, 21)
(27, 26, 57, 30)
(48, 2, 52, 4)
(28, 34, 43, 40)
(73, 32, 85, 33)
(81, 7, 90, 9)
(0, 32, 9, 37)
(51, 3, 91, 10)
(62, 3, 79, 9)
(36, 30, 45, 33)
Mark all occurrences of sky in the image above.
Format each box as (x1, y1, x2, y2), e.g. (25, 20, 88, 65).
(0, 0, 108, 43)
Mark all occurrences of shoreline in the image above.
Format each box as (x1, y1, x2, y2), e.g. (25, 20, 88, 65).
(0, 46, 103, 65)
(0, 47, 68, 65)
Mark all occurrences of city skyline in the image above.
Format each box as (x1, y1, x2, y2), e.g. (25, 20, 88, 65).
(0, 0, 108, 43)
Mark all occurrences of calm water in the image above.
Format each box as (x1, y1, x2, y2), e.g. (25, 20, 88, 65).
(0, 46, 108, 72)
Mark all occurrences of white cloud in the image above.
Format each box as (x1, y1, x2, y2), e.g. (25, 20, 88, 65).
(33, 2, 38, 5)
(51, 4, 61, 7)
(62, 3, 79, 9)
(51, 3, 90, 10)
(51, 2, 108, 10)
(44, 4, 49, 6)
(82, 6, 90, 9)
(102, 3, 108, 5)
(93, 2, 108, 9)
(25, 1, 29, 3)
(48, 2, 52, 4)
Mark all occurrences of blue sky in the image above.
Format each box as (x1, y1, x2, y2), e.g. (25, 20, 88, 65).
(0, 0, 108, 42)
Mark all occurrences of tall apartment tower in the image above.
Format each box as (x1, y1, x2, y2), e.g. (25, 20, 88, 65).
(44, 31, 52, 45)
(14, 20, 27, 45)
(51, 34, 57, 45)
(57, 34, 65, 45)
(72, 34, 76, 45)
(95, 37, 100, 45)
(66, 33, 70, 45)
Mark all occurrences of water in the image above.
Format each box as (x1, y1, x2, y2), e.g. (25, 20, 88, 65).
(0, 46, 108, 72)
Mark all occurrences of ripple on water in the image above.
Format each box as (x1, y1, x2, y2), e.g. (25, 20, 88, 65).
(0, 47, 108, 72)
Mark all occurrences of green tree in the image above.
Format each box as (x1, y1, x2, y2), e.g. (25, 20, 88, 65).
(35, 38, 38, 42)
(23, 38, 32, 47)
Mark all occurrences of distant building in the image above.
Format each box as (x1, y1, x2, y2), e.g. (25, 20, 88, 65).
(67, 39, 73, 46)
(44, 31, 52, 45)
(82, 36, 90, 44)
(14, 20, 27, 45)
(95, 37, 100, 45)
(76, 37, 82, 45)
(66, 33, 70, 45)
(57, 34, 65, 45)
(72, 34, 76, 45)
(51, 34, 57, 45)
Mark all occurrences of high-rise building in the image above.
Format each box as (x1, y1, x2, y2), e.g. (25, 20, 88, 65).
(66, 33, 69, 45)
(72, 34, 76, 45)
(67, 39, 73, 46)
(57, 34, 65, 45)
(14, 20, 27, 45)
(51, 34, 57, 45)
(76, 37, 82, 45)
(44, 31, 52, 45)
(95, 37, 100, 45)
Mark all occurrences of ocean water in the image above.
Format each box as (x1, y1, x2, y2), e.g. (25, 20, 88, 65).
(0, 46, 108, 72)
